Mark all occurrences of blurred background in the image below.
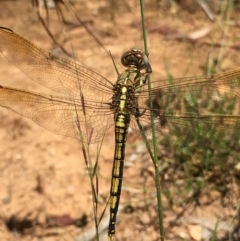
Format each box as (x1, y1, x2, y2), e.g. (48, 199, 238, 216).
(0, 0, 240, 240)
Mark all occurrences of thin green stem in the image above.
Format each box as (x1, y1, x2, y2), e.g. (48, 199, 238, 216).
(139, 0, 164, 240)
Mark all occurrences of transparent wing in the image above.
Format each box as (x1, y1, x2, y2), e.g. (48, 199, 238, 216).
(0, 86, 114, 143)
(133, 70, 240, 146)
(0, 27, 116, 143)
(0, 27, 113, 101)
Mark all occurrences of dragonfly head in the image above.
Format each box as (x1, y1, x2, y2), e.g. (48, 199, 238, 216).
(121, 49, 149, 70)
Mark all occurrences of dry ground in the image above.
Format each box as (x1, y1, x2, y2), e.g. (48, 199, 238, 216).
(0, 1, 239, 241)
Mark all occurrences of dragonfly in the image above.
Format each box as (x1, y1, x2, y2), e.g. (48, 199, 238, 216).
(1, 27, 240, 241)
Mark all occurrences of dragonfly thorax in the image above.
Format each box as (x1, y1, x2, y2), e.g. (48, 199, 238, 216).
(111, 69, 142, 116)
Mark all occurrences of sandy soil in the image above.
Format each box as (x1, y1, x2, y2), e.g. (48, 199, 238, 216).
(0, 1, 239, 241)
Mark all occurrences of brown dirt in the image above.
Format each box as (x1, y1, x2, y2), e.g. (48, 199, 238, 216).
(0, 1, 239, 241)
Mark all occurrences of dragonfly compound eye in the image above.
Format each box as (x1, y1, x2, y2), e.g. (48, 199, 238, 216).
(121, 49, 149, 70)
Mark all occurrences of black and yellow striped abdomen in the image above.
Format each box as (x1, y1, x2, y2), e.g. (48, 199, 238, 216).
(108, 66, 139, 240)
(108, 112, 130, 239)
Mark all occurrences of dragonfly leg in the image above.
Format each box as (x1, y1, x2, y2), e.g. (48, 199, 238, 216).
(135, 107, 147, 118)
(141, 59, 152, 84)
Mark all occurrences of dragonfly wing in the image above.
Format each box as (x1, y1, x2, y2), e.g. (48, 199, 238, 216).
(0, 86, 114, 143)
(0, 27, 113, 102)
(139, 69, 240, 97)
(134, 72, 240, 146)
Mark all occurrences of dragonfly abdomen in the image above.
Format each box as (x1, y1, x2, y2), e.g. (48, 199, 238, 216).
(108, 112, 130, 240)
